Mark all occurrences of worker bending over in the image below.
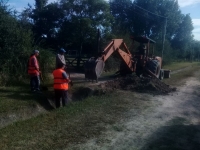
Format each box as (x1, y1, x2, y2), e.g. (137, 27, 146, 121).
(28, 50, 41, 92)
(53, 64, 71, 108)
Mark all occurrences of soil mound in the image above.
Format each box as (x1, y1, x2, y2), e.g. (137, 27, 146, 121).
(102, 75, 176, 95)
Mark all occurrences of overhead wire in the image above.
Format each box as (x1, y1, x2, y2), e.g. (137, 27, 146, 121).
(109, 1, 167, 38)
(133, 3, 167, 19)
(110, 2, 167, 21)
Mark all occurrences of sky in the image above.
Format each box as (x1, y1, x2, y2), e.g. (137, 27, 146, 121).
(7, 0, 200, 41)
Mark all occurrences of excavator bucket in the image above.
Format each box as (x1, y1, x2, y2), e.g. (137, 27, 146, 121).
(84, 57, 105, 82)
(95, 59, 105, 79)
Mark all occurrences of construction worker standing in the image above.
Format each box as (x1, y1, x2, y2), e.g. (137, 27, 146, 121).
(56, 47, 71, 78)
(56, 48, 66, 69)
(53, 64, 71, 108)
(28, 50, 41, 92)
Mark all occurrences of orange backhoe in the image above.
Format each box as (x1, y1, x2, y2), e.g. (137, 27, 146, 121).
(84, 36, 170, 82)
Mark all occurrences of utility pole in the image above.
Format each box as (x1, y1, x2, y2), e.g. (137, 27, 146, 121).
(161, 18, 167, 60)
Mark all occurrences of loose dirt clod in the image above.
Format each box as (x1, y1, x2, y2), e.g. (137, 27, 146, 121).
(102, 75, 176, 95)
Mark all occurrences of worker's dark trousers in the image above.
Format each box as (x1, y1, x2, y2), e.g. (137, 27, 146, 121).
(30, 75, 40, 91)
(54, 90, 68, 108)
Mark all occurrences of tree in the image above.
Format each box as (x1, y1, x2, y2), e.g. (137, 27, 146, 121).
(110, 0, 132, 33)
(57, 0, 113, 55)
(130, 0, 182, 39)
(35, 0, 48, 10)
(0, 1, 33, 82)
(110, 0, 182, 40)
(26, 0, 64, 48)
(171, 14, 194, 59)
(193, 41, 200, 61)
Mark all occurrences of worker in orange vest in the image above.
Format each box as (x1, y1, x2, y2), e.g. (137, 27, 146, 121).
(28, 50, 41, 92)
(53, 64, 71, 108)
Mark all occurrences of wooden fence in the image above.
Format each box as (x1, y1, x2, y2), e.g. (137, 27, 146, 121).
(65, 56, 89, 71)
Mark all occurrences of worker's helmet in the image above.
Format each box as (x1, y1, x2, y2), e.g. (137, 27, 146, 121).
(60, 48, 66, 53)
(32, 50, 39, 54)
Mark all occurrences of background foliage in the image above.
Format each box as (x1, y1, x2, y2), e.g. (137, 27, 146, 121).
(0, 0, 199, 83)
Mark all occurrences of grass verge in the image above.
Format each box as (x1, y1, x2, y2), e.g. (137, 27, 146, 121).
(163, 63, 200, 86)
(0, 90, 151, 150)
(0, 61, 199, 149)
(163, 61, 200, 71)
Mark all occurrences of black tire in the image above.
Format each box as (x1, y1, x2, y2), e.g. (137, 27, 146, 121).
(146, 59, 161, 78)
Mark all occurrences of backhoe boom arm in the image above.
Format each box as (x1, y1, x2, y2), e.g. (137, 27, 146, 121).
(100, 39, 135, 72)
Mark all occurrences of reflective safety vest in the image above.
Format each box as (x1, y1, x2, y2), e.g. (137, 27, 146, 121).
(53, 69, 69, 90)
(28, 55, 39, 75)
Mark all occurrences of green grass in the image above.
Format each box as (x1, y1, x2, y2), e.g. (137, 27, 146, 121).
(0, 61, 200, 149)
(101, 70, 116, 76)
(163, 61, 200, 71)
(163, 63, 200, 86)
(0, 90, 151, 149)
(0, 85, 43, 113)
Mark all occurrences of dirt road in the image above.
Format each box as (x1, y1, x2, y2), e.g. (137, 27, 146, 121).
(68, 72, 200, 149)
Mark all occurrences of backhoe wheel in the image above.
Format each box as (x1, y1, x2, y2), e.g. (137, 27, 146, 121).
(146, 59, 161, 78)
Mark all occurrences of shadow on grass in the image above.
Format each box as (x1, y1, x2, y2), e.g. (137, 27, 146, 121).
(0, 86, 54, 111)
(142, 117, 200, 150)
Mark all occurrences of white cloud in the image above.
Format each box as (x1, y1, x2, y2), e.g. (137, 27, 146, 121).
(192, 19, 200, 26)
(178, 0, 200, 7)
(47, 0, 58, 4)
(193, 32, 200, 41)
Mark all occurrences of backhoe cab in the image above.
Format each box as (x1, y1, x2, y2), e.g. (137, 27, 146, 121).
(84, 36, 170, 82)
(131, 36, 162, 79)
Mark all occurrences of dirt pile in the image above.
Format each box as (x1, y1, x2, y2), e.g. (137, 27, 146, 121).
(102, 75, 176, 95)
